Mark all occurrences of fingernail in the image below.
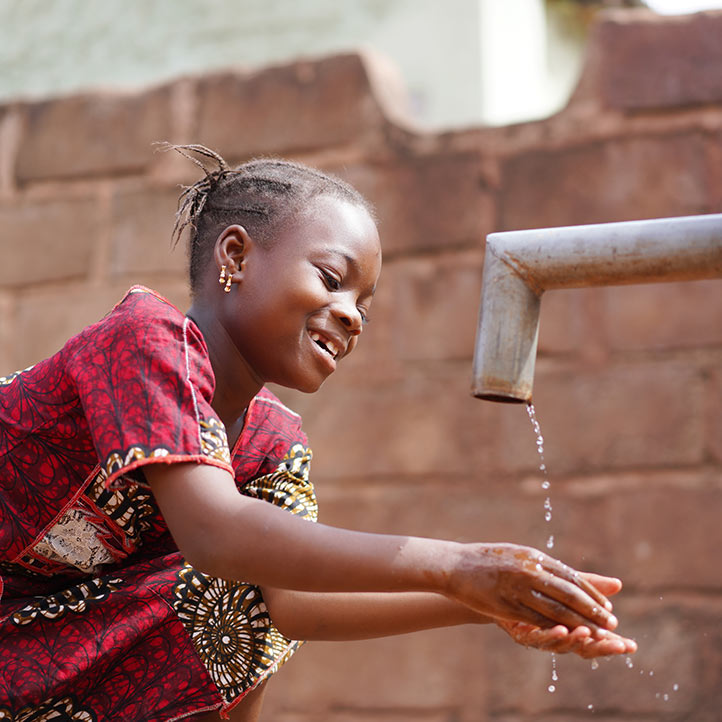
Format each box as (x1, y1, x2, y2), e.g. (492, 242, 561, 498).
(605, 600, 613, 611)
(608, 614, 618, 629)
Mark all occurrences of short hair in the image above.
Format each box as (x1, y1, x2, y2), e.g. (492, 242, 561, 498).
(163, 144, 374, 292)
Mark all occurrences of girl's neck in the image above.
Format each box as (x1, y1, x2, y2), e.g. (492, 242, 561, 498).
(186, 301, 262, 432)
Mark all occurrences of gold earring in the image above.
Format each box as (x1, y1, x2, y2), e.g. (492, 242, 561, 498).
(224, 273, 233, 293)
(218, 265, 227, 286)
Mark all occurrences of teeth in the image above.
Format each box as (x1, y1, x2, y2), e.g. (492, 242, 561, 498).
(310, 332, 339, 359)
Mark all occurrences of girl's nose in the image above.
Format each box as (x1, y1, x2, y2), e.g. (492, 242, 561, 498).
(335, 301, 363, 336)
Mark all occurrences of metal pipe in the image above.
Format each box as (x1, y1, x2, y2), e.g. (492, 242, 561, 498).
(472, 213, 722, 403)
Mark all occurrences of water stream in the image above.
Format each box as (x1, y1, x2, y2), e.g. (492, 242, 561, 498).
(525, 402, 680, 711)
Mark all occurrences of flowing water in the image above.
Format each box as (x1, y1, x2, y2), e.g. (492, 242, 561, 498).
(525, 402, 680, 710)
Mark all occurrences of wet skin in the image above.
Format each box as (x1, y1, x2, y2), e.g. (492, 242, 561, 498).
(147, 195, 635, 722)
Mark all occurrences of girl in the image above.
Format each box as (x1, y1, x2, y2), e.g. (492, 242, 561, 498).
(0, 145, 635, 722)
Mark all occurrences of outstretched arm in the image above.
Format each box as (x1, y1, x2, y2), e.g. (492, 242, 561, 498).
(146, 462, 621, 636)
(263, 582, 636, 657)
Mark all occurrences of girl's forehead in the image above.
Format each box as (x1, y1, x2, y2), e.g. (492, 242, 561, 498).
(289, 196, 380, 252)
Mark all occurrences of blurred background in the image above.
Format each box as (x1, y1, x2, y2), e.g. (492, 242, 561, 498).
(2, 0, 722, 127)
(1, 1, 721, 721)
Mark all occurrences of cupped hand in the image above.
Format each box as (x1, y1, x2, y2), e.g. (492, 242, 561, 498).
(449, 543, 620, 634)
(496, 619, 638, 658)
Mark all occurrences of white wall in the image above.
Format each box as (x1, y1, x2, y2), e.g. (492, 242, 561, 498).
(0, 0, 584, 128)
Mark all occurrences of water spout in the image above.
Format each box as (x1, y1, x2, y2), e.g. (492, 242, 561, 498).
(472, 214, 722, 403)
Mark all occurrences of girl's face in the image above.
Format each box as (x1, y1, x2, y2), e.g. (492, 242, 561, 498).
(223, 195, 382, 392)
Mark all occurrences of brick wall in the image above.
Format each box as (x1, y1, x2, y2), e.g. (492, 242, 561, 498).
(1, 8, 721, 721)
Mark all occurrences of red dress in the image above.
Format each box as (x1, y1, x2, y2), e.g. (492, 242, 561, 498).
(0, 286, 317, 721)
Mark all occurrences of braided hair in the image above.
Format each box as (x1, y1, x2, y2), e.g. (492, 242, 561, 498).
(160, 143, 374, 292)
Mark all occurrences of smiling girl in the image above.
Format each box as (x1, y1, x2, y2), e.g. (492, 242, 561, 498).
(0, 145, 635, 722)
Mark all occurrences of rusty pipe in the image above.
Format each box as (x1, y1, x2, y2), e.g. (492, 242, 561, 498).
(472, 213, 722, 403)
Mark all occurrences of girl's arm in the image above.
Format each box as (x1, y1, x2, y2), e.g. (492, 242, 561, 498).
(262, 587, 637, 657)
(262, 589, 489, 641)
(145, 462, 619, 634)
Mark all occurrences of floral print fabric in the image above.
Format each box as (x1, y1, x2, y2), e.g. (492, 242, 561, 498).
(0, 287, 317, 721)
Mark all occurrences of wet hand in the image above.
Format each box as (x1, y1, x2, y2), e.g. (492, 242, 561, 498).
(496, 619, 638, 659)
(449, 543, 619, 633)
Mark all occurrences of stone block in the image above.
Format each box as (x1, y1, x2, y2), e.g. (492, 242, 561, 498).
(264, 626, 489, 721)
(600, 279, 722, 351)
(525, 359, 706, 475)
(590, 10, 722, 111)
(16, 86, 172, 182)
(0, 197, 101, 286)
(109, 183, 187, 277)
(277, 360, 540, 483)
(483, 595, 721, 718)
(544, 477, 722, 590)
(196, 54, 384, 159)
(705, 364, 722, 463)
(537, 287, 605, 356)
(500, 134, 708, 231)
(13, 283, 183, 369)
(386, 250, 484, 362)
(340, 152, 494, 255)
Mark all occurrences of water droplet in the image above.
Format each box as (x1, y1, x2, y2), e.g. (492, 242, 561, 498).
(552, 670, 558, 681)
(663, 694, 669, 702)
(649, 670, 654, 677)
(548, 685, 556, 693)
(541, 480, 550, 489)
(655, 692, 661, 699)
(545, 511, 552, 522)
(536, 563, 543, 571)
(587, 704, 594, 710)
(591, 659, 599, 670)
(673, 683, 679, 691)
(540, 465, 546, 473)
(544, 498, 552, 509)
(546, 535, 555, 549)
(625, 657, 634, 668)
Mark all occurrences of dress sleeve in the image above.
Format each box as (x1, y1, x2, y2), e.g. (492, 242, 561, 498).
(65, 289, 234, 488)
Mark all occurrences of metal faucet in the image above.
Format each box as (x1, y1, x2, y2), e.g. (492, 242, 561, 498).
(472, 214, 722, 403)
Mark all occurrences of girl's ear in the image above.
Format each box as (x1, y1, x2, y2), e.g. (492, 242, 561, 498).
(214, 224, 253, 281)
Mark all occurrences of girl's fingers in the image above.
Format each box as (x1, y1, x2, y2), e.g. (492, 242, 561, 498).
(578, 572, 623, 597)
(540, 558, 613, 611)
(526, 580, 618, 632)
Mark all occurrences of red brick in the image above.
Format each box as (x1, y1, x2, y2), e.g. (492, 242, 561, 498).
(537, 287, 606, 356)
(386, 250, 484, 362)
(0, 197, 101, 286)
(340, 153, 494, 255)
(274, 361, 539, 483)
(12, 280, 190, 371)
(590, 10, 722, 111)
(704, 363, 722, 463)
(600, 279, 722, 351)
(264, 627, 489, 720)
(16, 86, 172, 182)
(545, 476, 722, 590)
(500, 134, 708, 231)
(527, 359, 706, 474)
(109, 183, 187, 277)
(196, 54, 384, 159)
(484, 597, 716, 718)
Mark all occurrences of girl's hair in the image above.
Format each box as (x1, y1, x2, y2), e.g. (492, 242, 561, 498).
(162, 144, 374, 292)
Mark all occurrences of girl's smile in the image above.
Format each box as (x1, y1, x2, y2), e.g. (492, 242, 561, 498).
(213, 194, 382, 396)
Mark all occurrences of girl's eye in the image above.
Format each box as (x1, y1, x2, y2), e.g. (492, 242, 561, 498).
(321, 270, 341, 291)
(358, 308, 370, 325)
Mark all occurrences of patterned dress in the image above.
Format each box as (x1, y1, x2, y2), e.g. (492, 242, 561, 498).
(0, 286, 317, 721)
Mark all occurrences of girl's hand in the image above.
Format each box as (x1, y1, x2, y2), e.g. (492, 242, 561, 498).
(496, 619, 637, 658)
(447, 543, 619, 634)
